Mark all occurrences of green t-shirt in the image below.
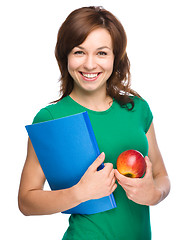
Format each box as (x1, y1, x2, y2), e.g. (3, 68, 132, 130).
(33, 96, 153, 240)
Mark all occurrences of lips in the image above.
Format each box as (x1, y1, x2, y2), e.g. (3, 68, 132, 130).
(79, 72, 101, 81)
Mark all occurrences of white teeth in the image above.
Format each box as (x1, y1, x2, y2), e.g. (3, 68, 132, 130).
(82, 73, 98, 78)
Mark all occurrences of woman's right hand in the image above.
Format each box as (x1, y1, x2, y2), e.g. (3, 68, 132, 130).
(77, 152, 117, 202)
(18, 140, 117, 216)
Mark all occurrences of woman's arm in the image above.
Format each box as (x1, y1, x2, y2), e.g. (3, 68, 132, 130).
(18, 139, 117, 216)
(146, 122, 170, 203)
(115, 122, 170, 206)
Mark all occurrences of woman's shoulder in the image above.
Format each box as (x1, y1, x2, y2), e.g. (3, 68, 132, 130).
(131, 96, 153, 133)
(32, 105, 55, 124)
(130, 96, 151, 111)
(32, 96, 73, 124)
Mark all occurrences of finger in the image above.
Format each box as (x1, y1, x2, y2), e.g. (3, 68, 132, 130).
(89, 152, 105, 171)
(110, 175, 117, 187)
(104, 162, 114, 170)
(114, 169, 134, 187)
(107, 168, 116, 182)
(111, 183, 117, 193)
(144, 156, 153, 178)
(114, 169, 127, 182)
(110, 168, 115, 179)
(104, 163, 114, 176)
(126, 192, 133, 201)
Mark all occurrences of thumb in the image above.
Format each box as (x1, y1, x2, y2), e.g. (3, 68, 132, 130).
(144, 156, 152, 177)
(89, 152, 105, 171)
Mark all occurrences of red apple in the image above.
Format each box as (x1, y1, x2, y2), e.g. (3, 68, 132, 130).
(116, 150, 146, 178)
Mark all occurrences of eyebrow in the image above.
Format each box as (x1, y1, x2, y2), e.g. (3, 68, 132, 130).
(76, 46, 111, 50)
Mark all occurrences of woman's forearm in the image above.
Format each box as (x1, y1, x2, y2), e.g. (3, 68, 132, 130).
(153, 175, 171, 205)
(18, 151, 117, 216)
(18, 184, 82, 216)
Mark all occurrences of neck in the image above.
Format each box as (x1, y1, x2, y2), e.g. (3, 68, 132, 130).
(69, 89, 113, 111)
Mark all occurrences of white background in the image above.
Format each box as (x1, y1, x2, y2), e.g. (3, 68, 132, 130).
(1, 0, 181, 239)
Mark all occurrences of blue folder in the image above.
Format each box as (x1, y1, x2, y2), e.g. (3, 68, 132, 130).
(25, 111, 116, 214)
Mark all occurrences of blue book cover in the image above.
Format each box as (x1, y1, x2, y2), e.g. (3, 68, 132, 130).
(25, 111, 116, 214)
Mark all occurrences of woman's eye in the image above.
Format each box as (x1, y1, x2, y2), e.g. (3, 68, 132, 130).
(97, 51, 107, 56)
(74, 51, 84, 55)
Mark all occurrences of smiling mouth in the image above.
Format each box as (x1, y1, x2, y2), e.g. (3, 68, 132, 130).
(79, 72, 101, 81)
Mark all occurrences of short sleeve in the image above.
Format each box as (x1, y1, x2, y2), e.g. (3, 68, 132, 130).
(32, 108, 54, 124)
(142, 100, 153, 133)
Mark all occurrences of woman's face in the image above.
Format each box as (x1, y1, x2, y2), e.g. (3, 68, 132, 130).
(68, 28, 114, 95)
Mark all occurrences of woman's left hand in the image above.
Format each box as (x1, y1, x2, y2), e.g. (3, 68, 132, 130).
(114, 156, 162, 206)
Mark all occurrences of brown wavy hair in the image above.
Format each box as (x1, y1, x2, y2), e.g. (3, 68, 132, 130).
(54, 6, 140, 109)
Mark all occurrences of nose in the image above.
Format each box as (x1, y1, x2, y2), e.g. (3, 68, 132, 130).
(83, 55, 97, 70)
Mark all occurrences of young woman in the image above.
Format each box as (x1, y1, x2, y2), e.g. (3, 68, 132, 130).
(18, 6, 170, 239)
